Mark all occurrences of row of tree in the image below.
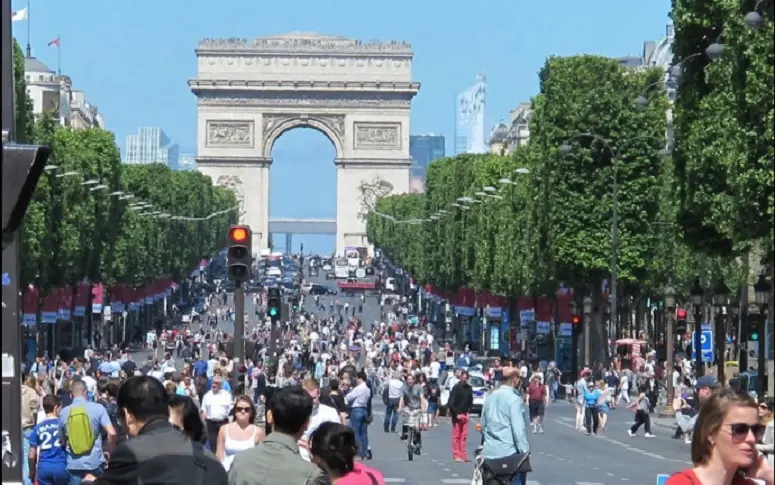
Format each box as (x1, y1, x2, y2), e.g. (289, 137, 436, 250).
(368, 33, 773, 307)
(13, 40, 238, 299)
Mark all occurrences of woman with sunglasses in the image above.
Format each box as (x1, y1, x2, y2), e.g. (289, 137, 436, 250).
(757, 398, 774, 469)
(215, 395, 264, 471)
(665, 388, 774, 485)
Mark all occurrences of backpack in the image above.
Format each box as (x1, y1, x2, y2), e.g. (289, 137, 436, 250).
(66, 406, 96, 455)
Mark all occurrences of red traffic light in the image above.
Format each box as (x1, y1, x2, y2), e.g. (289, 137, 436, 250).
(571, 315, 581, 325)
(676, 308, 687, 319)
(229, 226, 248, 243)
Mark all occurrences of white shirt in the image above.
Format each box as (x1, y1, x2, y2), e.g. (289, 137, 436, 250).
(520, 366, 529, 378)
(429, 361, 441, 379)
(201, 389, 233, 421)
(81, 375, 97, 395)
(304, 404, 341, 440)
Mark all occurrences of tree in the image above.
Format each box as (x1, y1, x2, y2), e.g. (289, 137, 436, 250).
(672, 0, 774, 258)
(12, 38, 34, 143)
(529, 55, 669, 294)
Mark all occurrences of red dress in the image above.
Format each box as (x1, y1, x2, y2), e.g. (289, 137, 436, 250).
(665, 469, 759, 485)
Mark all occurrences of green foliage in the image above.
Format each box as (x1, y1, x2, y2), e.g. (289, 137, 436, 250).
(12, 38, 34, 143)
(19, 120, 237, 296)
(672, 0, 774, 257)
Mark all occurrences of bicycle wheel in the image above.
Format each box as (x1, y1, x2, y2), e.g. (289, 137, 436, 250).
(407, 427, 414, 461)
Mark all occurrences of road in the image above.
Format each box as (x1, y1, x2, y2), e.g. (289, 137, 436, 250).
(366, 399, 690, 485)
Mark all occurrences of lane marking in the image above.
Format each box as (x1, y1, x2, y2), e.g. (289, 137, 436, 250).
(383, 479, 406, 483)
(441, 480, 473, 484)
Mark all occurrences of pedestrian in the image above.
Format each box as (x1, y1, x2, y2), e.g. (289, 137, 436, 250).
(478, 367, 531, 485)
(447, 370, 473, 462)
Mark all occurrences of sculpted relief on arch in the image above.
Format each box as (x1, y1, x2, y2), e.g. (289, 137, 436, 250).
(262, 113, 345, 157)
(216, 175, 247, 222)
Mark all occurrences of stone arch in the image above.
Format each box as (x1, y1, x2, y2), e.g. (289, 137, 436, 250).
(261, 114, 345, 160)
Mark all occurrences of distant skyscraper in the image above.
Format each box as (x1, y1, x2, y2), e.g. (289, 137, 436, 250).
(455, 74, 486, 155)
(177, 153, 197, 171)
(409, 134, 445, 181)
(124, 127, 180, 169)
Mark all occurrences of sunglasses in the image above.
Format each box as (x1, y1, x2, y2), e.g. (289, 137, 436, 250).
(726, 423, 766, 441)
(235, 406, 251, 413)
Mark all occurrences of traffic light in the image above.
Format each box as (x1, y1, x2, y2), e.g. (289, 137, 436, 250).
(267, 287, 282, 321)
(676, 308, 687, 335)
(746, 314, 762, 342)
(227, 225, 252, 282)
(570, 314, 581, 325)
(3, 144, 51, 248)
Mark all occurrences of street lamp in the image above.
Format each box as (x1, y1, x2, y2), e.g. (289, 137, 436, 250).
(713, 278, 730, 383)
(690, 278, 705, 376)
(663, 282, 677, 416)
(498, 178, 514, 185)
(753, 273, 772, 398)
(745, 1, 768, 29)
(560, 133, 668, 360)
(583, 296, 593, 368)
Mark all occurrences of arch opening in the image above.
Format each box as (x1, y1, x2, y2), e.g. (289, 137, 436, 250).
(268, 127, 337, 255)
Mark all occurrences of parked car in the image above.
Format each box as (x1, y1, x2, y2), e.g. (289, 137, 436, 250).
(438, 371, 488, 416)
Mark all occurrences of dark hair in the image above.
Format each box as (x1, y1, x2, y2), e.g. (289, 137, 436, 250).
(117, 375, 170, 422)
(309, 422, 357, 476)
(105, 378, 121, 399)
(42, 394, 61, 413)
(269, 386, 313, 435)
(356, 370, 367, 382)
(328, 379, 340, 391)
(230, 395, 257, 423)
(168, 394, 206, 443)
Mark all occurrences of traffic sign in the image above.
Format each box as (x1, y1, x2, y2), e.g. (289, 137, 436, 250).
(692, 329, 714, 363)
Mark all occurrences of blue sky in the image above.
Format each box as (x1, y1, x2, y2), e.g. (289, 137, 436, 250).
(12, 0, 672, 254)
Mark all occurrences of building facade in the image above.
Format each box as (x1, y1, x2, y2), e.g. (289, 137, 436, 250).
(409, 134, 445, 181)
(24, 57, 105, 129)
(455, 75, 487, 155)
(177, 153, 197, 171)
(488, 101, 532, 155)
(616, 23, 676, 100)
(123, 127, 180, 168)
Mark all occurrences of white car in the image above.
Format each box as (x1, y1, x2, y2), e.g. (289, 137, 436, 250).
(322, 263, 333, 271)
(439, 371, 488, 416)
(301, 282, 314, 294)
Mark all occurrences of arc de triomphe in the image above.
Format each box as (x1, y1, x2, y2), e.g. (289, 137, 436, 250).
(189, 32, 420, 256)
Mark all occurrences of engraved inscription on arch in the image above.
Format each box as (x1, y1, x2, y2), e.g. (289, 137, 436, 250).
(353, 122, 401, 150)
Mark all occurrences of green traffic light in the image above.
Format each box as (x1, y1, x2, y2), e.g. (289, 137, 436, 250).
(750, 332, 759, 341)
(269, 307, 278, 316)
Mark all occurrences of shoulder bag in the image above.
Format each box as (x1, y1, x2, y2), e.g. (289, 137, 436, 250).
(480, 451, 532, 485)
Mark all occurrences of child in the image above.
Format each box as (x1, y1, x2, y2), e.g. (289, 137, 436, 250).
(29, 394, 68, 485)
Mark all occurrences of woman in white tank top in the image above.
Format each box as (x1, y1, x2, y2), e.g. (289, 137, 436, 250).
(215, 396, 264, 471)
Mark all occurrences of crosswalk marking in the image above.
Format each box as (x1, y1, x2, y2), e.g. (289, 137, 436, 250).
(383, 479, 406, 483)
(440, 480, 471, 484)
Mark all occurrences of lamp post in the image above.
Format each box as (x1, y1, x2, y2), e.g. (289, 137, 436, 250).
(663, 282, 677, 417)
(559, 135, 669, 359)
(583, 296, 593, 368)
(712, 278, 730, 384)
(690, 278, 705, 376)
(753, 273, 771, 398)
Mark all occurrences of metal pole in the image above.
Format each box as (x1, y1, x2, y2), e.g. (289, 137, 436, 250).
(610, 156, 619, 362)
(234, 281, 245, 364)
(663, 309, 675, 416)
(694, 305, 704, 376)
(584, 313, 591, 367)
(715, 308, 726, 384)
(758, 303, 767, 399)
(2, 1, 24, 483)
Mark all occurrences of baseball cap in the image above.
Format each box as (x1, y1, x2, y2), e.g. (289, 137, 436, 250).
(694, 375, 721, 389)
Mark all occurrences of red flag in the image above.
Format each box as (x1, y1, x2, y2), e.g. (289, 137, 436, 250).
(48, 37, 60, 47)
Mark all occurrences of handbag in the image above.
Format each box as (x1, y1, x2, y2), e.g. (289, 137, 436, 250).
(480, 452, 532, 485)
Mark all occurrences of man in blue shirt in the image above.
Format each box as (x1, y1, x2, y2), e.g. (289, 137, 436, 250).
(58, 380, 117, 483)
(29, 395, 68, 485)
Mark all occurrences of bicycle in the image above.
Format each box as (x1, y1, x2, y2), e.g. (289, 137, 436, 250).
(402, 408, 424, 461)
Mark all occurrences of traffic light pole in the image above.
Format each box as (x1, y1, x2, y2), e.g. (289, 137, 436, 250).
(234, 282, 245, 365)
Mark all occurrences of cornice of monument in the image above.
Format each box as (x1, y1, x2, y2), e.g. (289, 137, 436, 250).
(189, 79, 420, 95)
(196, 156, 272, 168)
(335, 157, 412, 168)
(197, 33, 414, 57)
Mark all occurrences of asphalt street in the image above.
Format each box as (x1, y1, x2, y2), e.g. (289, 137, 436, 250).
(366, 400, 691, 485)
